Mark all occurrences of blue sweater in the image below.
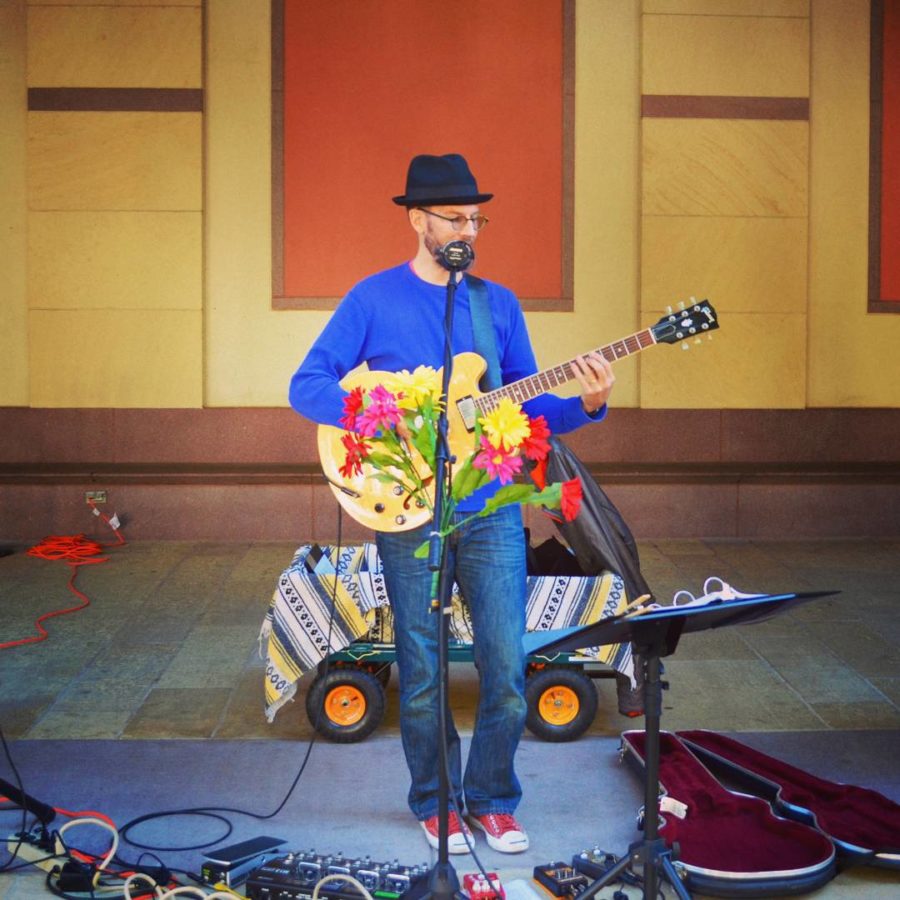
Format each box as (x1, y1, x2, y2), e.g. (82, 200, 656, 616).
(289, 262, 605, 510)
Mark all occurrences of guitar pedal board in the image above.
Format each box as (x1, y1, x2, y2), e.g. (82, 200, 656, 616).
(245, 850, 429, 900)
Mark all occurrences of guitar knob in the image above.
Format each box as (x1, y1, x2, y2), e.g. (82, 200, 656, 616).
(374, 503, 385, 513)
(392, 485, 404, 496)
(395, 515, 406, 526)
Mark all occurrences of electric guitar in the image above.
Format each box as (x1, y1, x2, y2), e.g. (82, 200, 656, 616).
(317, 300, 718, 532)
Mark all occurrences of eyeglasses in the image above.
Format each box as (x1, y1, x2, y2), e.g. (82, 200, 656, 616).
(415, 208, 489, 232)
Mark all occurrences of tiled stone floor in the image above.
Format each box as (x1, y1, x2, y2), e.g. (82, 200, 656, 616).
(1, 538, 899, 898)
(2, 538, 899, 741)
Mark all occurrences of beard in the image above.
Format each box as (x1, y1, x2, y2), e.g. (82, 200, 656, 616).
(424, 222, 474, 263)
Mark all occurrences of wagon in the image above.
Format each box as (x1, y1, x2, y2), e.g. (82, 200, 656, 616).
(262, 542, 638, 742)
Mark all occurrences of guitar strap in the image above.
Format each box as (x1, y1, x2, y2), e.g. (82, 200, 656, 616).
(464, 274, 502, 391)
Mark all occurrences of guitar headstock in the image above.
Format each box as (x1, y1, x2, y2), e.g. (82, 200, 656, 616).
(651, 299, 719, 345)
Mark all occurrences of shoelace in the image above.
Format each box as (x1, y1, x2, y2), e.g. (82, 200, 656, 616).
(484, 813, 520, 833)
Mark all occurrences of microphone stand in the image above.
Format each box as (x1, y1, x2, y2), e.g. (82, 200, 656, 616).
(420, 242, 473, 900)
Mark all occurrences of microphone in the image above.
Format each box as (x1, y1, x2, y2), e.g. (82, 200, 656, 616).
(436, 240, 475, 272)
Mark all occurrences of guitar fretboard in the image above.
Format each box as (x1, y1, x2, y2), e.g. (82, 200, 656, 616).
(474, 327, 657, 414)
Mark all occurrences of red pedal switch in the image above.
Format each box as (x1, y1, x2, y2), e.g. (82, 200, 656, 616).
(463, 872, 505, 900)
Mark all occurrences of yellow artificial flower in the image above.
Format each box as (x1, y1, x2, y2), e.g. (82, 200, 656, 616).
(385, 365, 442, 411)
(479, 397, 530, 451)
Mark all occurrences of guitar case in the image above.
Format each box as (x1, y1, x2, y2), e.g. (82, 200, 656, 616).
(677, 729, 900, 869)
(619, 729, 837, 897)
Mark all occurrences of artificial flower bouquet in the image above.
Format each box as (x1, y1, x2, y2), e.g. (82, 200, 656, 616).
(337, 365, 582, 552)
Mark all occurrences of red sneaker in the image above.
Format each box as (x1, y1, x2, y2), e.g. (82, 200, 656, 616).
(468, 813, 529, 853)
(419, 812, 473, 854)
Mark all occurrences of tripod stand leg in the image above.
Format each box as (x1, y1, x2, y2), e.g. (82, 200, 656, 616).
(660, 854, 691, 900)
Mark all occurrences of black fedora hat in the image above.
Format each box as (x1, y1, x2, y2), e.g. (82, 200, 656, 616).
(392, 153, 493, 206)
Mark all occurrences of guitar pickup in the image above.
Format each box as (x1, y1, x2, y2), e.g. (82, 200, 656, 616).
(455, 395, 477, 431)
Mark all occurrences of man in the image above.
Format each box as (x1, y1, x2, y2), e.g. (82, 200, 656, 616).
(289, 153, 614, 854)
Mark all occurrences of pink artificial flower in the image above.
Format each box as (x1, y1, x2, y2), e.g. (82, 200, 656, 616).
(356, 384, 402, 437)
(473, 436, 524, 485)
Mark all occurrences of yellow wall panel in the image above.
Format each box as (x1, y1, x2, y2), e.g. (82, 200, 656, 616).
(643, 1, 808, 18)
(29, 309, 202, 408)
(28, 1, 199, 5)
(642, 216, 806, 314)
(28, 211, 201, 311)
(807, 0, 900, 407)
(27, 111, 201, 211)
(27, 5, 201, 88)
(639, 311, 806, 408)
(642, 119, 807, 217)
(643, 14, 809, 97)
(0, 0, 29, 406)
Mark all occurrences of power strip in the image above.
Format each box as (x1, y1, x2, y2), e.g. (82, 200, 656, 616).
(6, 833, 63, 873)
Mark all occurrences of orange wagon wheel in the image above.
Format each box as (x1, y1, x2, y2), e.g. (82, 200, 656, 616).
(525, 665, 598, 742)
(306, 667, 385, 742)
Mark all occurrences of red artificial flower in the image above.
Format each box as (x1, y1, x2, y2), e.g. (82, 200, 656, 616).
(531, 456, 548, 491)
(339, 432, 370, 478)
(340, 386, 366, 430)
(521, 415, 552, 461)
(560, 477, 582, 522)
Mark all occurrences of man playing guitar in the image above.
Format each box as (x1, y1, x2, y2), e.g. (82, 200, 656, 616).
(288, 153, 614, 854)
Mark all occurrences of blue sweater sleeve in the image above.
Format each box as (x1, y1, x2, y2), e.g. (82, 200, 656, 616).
(288, 292, 368, 427)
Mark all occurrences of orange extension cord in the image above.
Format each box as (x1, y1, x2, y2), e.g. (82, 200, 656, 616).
(0, 501, 126, 651)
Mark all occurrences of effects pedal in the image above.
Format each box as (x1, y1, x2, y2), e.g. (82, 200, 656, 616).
(572, 847, 640, 888)
(201, 835, 287, 887)
(245, 849, 429, 900)
(463, 871, 504, 900)
(532, 862, 589, 898)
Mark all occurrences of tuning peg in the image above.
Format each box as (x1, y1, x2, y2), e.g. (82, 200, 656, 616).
(666, 305, 673, 315)
(694, 337, 702, 345)
(681, 341, 689, 350)
(678, 301, 686, 310)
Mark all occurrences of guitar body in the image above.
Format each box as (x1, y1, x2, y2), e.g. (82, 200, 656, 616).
(317, 352, 488, 532)
(316, 299, 719, 533)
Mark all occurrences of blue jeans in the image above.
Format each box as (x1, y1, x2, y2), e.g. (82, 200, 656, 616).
(376, 505, 527, 820)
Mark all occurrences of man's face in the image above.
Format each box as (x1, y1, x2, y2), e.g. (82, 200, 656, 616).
(416, 204, 483, 259)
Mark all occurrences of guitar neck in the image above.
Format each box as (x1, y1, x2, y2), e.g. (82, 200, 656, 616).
(475, 327, 657, 413)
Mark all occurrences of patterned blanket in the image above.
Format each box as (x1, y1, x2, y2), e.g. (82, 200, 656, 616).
(261, 543, 632, 721)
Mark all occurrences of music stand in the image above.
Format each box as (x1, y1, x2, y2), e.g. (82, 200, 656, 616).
(533, 590, 839, 900)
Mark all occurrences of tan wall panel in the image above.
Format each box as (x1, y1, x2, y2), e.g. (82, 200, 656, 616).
(642, 216, 807, 314)
(808, 0, 900, 406)
(639, 311, 806, 408)
(642, 119, 808, 217)
(643, 1, 808, 18)
(28, 211, 201, 311)
(27, 111, 201, 211)
(28, 0, 199, 5)
(0, 0, 29, 406)
(29, 309, 202, 407)
(643, 14, 809, 97)
(27, 5, 201, 88)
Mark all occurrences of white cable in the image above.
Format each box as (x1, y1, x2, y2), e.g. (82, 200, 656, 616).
(57, 816, 119, 874)
(156, 887, 236, 900)
(123, 872, 165, 900)
(312, 873, 374, 900)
